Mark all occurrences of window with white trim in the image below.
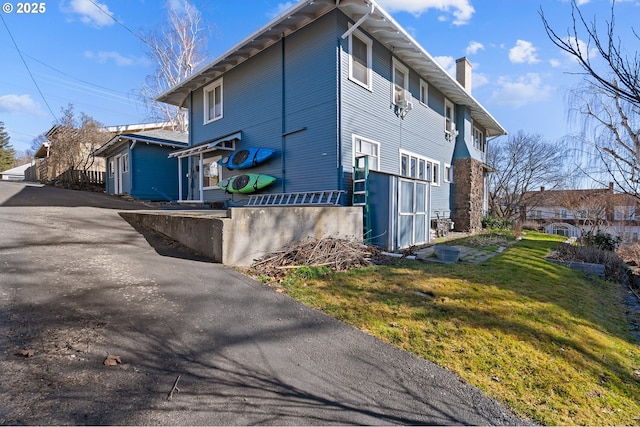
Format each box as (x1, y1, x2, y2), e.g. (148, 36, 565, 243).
(445, 98, 455, 141)
(473, 125, 486, 152)
(349, 29, 372, 90)
(444, 163, 452, 183)
(108, 159, 114, 177)
(400, 150, 439, 185)
(203, 155, 225, 189)
(419, 79, 428, 106)
(392, 58, 409, 106)
(122, 153, 129, 173)
(353, 135, 379, 171)
(204, 78, 223, 124)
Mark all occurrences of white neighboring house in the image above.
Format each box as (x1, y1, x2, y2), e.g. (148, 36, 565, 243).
(523, 184, 640, 244)
(0, 161, 34, 181)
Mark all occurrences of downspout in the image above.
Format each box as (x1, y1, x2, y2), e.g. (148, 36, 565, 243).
(281, 35, 286, 193)
(336, 35, 343, 201)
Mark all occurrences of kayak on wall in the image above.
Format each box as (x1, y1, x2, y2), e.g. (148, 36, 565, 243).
(218, 173, 276, 194)
(218, 147, 276, 170)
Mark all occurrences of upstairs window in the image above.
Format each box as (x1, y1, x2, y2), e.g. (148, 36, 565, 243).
(419, 79, 428, 106)
(349, 29, 372, 90)
(445, 98, 455, 141)
(204, 78, 223, 124)
(473, 125, 486, 152)
(392, 58, 409, 106)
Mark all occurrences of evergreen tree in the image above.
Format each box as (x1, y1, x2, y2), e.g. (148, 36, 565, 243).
(0, 122, 16, 171)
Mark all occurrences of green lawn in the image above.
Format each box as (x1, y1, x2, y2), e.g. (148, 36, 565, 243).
(255, 232, 640, 425)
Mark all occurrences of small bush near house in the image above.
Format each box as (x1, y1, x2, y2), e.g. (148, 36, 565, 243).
(482, 215, 512, 230)
(551, 243, 630, 284)
(579, 230, 621, 252)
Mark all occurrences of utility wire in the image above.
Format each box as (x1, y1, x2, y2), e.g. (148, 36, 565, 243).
(0, 13, 57, 121)
(87, 0, 154, 49)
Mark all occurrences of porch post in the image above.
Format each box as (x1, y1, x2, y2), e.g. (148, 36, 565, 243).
(199, 153, 204, 202)
(178, 157, 183, 201)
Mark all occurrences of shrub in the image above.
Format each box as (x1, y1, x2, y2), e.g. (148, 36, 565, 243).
(554, 243, 629, 283)
(578, 230, 621, 252)
(482, 215, 512, 230)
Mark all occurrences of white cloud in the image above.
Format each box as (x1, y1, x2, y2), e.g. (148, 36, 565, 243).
(509, 40, 540, 64)
(376, 0, 475, 25)
(0, 94, 42, 115)
(466, 41, 484, 55)
(65, 0, 114, 28)
(434, 55, 456, 77)
(473, 72, 489, 89)
(549, 59, 562, 68)
(489, 73, 553, 108)
(84, 51, 149, 67)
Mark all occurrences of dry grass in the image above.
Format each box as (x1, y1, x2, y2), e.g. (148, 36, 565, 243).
(252, 232, 640, 425)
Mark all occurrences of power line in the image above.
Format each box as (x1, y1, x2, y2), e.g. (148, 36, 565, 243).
(0, 13, 57, 121)
(87, 0, 153, 49)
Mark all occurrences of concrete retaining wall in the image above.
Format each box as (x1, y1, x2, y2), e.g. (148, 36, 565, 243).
(122, 206, 363, 266)
(545, 258, 606, 278)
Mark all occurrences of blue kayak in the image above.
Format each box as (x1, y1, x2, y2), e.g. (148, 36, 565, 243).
(218, 147, 276, 170)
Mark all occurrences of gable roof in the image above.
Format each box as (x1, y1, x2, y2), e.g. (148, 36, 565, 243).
(0, 162, 33, 177)
(156, 0, 506, 137)
(94, 130, 188, 157)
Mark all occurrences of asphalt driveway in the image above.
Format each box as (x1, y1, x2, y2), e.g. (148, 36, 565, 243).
(0, 181, 525, 425)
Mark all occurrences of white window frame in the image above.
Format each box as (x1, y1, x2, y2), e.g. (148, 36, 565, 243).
(348, 28, 373, 91)
(203, 78, 223, 124)
(399, 149, 440, 186)
(392, 58, 409, 106)
(122, 153, 129, 173)
(202, 155, 225, 190)
(108, 159, 114, 177)
(419, 79, 428, 106)
(444, 163, 452, 183)
(352, 135, 380, 171)
(445, 98, 455, 141)
(473, 125, 485, 153)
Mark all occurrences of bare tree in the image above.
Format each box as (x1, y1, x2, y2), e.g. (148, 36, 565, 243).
(138, 0, 209, 132)
(540, 0, 640, 198)
(47, 104, 110, 186)
(487, 131, 567, 220)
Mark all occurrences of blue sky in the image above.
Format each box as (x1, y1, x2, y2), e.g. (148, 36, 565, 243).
(1, 0, 639, 154)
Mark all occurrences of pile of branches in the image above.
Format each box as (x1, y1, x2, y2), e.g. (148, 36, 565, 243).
(251, 237, 378, 277)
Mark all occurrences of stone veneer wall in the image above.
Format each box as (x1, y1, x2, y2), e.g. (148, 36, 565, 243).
(452, 158, 485, 232)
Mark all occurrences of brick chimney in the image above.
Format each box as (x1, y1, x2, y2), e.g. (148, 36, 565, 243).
(456, 57, 472, 93)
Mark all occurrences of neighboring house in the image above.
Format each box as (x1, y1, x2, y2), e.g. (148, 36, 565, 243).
(157, 0, 506, 250)
(523, 184, 640, 244)
(1, 161, 34, 181)
(27, 122, 174, 185)
(94, 129, 188, 201)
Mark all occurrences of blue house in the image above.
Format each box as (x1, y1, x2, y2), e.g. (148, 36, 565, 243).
(95, 129, 188, 201)
(157, 0, 506, 250)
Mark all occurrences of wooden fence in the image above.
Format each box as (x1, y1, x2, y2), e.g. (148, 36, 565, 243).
(58, 169, 106, 185)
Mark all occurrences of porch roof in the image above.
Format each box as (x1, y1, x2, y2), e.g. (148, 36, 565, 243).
(156, 0, 506, 137)
(168, 131, 241, 158)
(94, 130, 188, 157)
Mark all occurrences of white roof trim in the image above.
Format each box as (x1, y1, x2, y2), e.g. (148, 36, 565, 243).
(168, 131, 241, 158)
(156, 0, 506, 136)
